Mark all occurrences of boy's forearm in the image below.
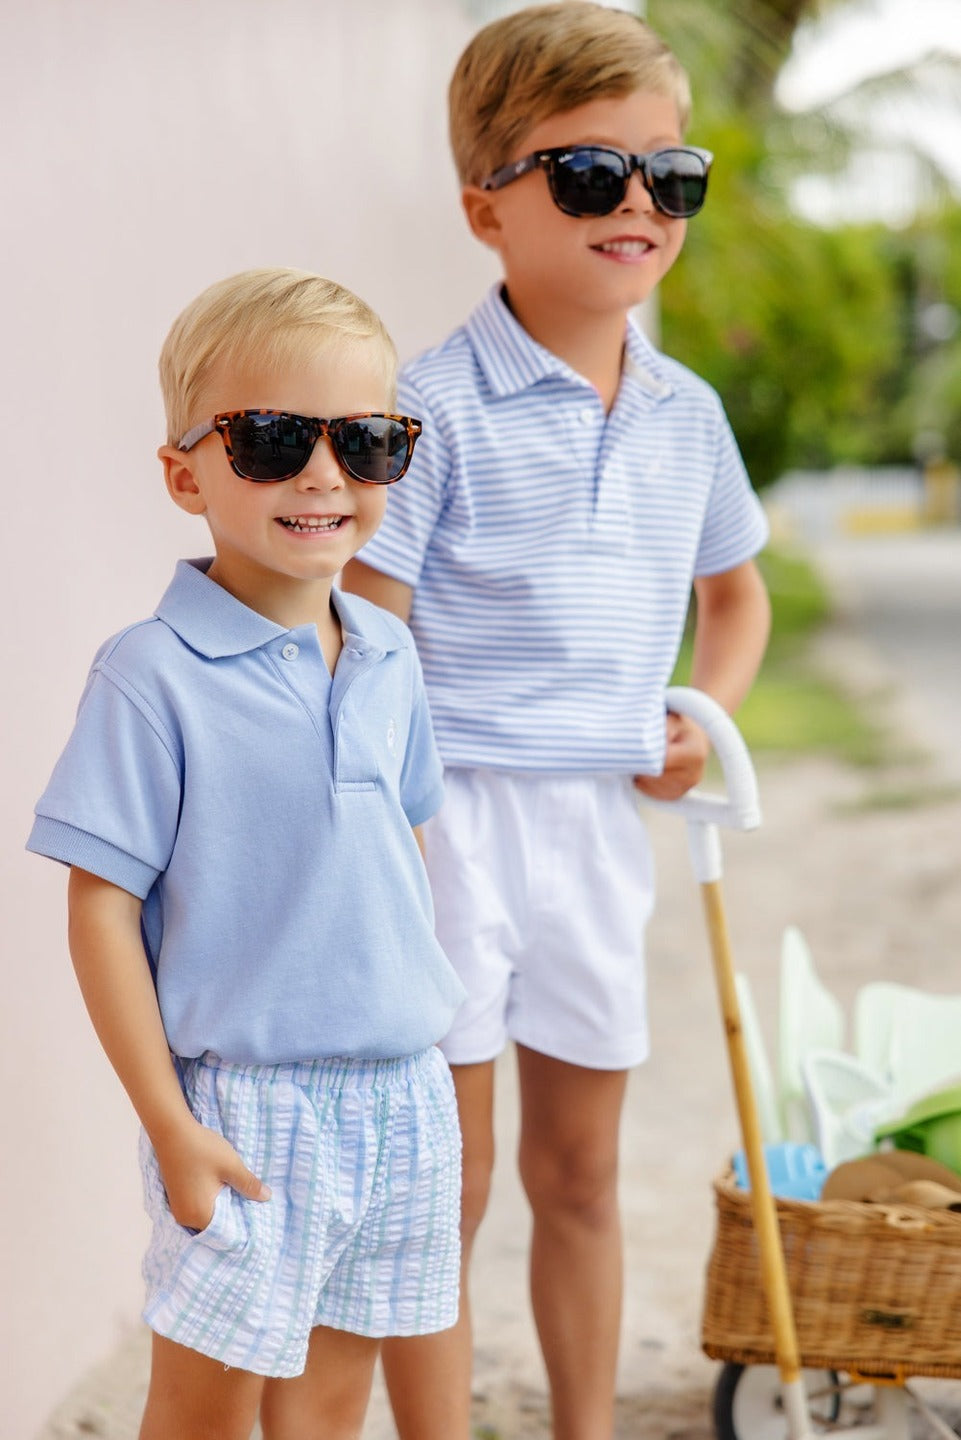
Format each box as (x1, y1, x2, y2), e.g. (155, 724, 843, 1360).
(690, 559, 771, 714)
(67, 867, 194, 1143)
(341, 559, 414, 622)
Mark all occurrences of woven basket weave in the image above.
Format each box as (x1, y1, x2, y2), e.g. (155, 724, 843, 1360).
(702, 1169, 961, 1378)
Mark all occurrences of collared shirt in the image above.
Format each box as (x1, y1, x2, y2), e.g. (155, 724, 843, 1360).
(27, 559, 466, 1064)
(359, 285, 769, 774)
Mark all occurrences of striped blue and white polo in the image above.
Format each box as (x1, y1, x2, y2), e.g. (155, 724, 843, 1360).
(359, 284, 769, 775)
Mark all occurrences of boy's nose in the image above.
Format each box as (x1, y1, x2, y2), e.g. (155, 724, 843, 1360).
(295, 437, 346, 490)
(620, 168, 655, 213)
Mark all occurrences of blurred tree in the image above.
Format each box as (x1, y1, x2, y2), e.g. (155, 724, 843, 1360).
(645, 0, 961, 485)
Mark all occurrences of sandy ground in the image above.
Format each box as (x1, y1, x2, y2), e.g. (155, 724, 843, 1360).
(39, 611, 961, 1439)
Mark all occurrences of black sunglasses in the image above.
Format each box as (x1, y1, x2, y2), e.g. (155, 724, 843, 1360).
(482, 144, 712, 219)
(178, 410, 423, 485)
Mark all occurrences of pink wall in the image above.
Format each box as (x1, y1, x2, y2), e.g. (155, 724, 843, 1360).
(1, 2, 497, 1433)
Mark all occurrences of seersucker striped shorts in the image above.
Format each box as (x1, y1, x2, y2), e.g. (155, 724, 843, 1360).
(140, 1045, 461, 1378)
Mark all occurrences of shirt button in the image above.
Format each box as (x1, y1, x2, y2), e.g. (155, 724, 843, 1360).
(281, 643, 299, 661)
(578, 407, 595, 424)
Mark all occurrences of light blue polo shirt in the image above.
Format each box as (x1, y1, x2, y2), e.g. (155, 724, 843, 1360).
(27, 559, 466, 1064)
(359, 284, 769, 775)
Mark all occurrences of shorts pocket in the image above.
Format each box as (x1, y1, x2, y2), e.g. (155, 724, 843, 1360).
(185, 1184, 250, 1254)
(140, 1131, 250, 1256)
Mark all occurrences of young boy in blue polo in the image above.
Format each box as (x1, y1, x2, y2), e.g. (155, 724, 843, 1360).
(27, 267, 466, 1440)
(342, 5, 772, 1438)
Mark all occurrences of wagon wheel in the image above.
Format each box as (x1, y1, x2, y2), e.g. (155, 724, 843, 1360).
(713, 1363, 842, 1440)
(713, 1366, 961, 1440)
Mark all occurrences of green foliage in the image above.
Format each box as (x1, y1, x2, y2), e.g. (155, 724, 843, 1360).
(655, 105, 935, 486)
(658, 137, 961, 485)
(644, 3, 961, 486)
(755, 546, 830, 648)
(735, 672, 885, 765)
(894, 207, 961, 462)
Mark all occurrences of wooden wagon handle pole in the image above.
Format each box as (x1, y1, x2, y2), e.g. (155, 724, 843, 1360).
(700, 878, 807, 1400)
(647, 689, 816, 1440)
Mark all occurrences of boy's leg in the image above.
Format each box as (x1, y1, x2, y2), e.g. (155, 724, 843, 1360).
(517, 1045, 629, 1440)
(259, 1324, 380, 1440)
(139, 1333, 264, 1440)
(381, 1058, 496, 1440)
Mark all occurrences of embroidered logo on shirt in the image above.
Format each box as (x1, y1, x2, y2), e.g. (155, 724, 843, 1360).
(387, 718, 397, 754)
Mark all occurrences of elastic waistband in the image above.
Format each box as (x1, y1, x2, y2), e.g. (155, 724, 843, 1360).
(182, 1046, 442, 1092)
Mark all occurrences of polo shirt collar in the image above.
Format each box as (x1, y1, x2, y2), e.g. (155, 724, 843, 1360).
(466, 285, 578, 396)
(156, 558, 402, 659)
(622, 316, 675, 401)
(331, 586, 405, 655)
(466, 284, 673, 402)
(156, 559, 287, 657)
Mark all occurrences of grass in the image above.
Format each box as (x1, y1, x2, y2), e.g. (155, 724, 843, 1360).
(673, 546, 888, 766)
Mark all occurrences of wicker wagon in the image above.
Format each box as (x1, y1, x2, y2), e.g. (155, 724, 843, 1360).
(656, 690, 961, 1439)
(701, 1169, 961, 1438)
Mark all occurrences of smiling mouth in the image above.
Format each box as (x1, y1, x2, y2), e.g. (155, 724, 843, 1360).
(278, 515, 346, 534)
(593, 239, 654, 256)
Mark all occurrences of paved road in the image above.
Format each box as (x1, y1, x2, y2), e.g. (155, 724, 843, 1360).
(814, 529, 961, 780)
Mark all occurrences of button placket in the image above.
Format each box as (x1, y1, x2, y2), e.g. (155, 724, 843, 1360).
(589, 411, 632, 550)
(329, 643, 383, 792)
(268, 634, 334, 767)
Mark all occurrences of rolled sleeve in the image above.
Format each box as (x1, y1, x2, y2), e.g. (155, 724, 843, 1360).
(25, 817, 161, 897)
(27, 668, 182, 893)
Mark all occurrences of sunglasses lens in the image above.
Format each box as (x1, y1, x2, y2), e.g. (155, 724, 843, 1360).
(552, 148, 627, 217)
(228, 413, 312, 480)
(333, 416, 411, 483)
(648, 150, 709, 217)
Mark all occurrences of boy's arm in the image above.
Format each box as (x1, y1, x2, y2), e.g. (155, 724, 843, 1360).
(67, 866, 270, 1229)
(636, 558, 771, 801)
(690, 557, 771, 712)
(341, 559, 413, 622)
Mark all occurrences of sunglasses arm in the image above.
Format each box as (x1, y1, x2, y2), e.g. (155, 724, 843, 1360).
(482, 153, 543, 192)
(177, 418, 217, 453)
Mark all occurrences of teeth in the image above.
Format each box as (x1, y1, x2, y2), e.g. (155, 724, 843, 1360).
(280, 516, 342, 533)
(597, 240, 651, 255)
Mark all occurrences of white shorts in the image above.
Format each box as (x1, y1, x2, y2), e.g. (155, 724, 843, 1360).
(424, 769, 655, 1071)
(140, 1047, 461, 1378)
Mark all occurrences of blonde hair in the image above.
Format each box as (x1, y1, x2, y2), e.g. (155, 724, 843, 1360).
(159, 267, 398, 445)
(449, 1, 691, 188)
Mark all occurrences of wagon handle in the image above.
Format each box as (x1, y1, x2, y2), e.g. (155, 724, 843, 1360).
(648, 687, 815, 1440)
(646, 685, 762, 884)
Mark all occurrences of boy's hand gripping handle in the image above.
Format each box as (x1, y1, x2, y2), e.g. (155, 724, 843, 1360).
(645, 686, 762, 883)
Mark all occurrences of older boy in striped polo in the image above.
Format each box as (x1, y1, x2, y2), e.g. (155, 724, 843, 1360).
(344, 6, 771, 1437)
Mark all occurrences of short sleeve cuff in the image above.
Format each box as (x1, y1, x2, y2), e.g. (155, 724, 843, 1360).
(26, 816, 160, 899)
(695, 509, 770, 576)
(403, 778, 445, 829)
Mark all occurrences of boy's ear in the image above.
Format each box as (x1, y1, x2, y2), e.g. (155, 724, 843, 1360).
(461, 185, 505, 252)
(158, 445, 207, 516)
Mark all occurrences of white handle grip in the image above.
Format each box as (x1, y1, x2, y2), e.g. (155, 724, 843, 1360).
(641, 687, 761, 883)
(659, 686, 761, 831)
